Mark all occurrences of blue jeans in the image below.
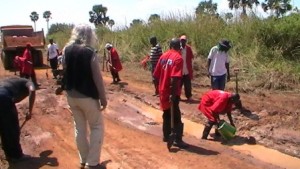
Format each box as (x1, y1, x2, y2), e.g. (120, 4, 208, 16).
(211, 74, 226, 90)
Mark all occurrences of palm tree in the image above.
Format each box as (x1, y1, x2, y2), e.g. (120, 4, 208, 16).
(225, 12, 234, 22)
(148, 14, 160, 24)
(43, 10, 52, 33)
(89, 4, 110, 26)
(130, 19, 144, 27)
(30, 11, 39, 31)
(261, 0, 293, 18)
(228, 0, 260, 17)
(108, 19, 115, 30)
(196, 0, 218, 15)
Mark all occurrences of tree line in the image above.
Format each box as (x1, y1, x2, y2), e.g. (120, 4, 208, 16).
(36, 0, 299, 35)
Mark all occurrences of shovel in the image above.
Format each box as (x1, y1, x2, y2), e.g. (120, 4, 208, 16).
(234, 68, 243, 109)
(234, 68, 239, 94)
(167, 100, 176, 151)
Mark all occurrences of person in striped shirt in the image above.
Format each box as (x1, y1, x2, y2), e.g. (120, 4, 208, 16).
(149, 36, 163, 96)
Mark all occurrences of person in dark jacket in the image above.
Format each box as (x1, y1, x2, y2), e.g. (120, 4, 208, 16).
(63, 24, 107, 169)
(0, 77, 35, 162)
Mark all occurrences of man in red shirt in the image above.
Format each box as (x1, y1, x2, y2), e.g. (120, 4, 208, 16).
(20, 43, 40, 88)
(198, 90, 240, 139)
(153, 38, 189, 149)
(105, 43, 123, 84)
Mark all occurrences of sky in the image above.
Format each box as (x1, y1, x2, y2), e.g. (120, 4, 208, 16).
(0, 0, 299, 34)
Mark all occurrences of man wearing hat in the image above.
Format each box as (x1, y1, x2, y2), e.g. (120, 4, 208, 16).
(207, 39, 232, 90)
(198, 90, 240, 139)
(105, 43, 123, 84)
(180, 35, 194, 102)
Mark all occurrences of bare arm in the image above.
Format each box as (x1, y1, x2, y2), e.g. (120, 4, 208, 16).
(227, 111, 235, 127)
(207, 59, 211, 77)
(26, 82, 36, 119)
(226, 62, 230, 81)
(91, 53, 107, 109)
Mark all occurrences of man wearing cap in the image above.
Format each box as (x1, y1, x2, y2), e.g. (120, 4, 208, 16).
(154, 38, 189, 149)
(207, 39, 232, 90)
(105, 43, 123, 84)
(198, 90, 239, 139)
(149, 36, 162, 96)
(180, 35, 194, 102)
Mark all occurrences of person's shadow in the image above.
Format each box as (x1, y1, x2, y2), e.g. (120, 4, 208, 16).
(239, 107, 259, 121)
(168, 144, 219, 156)
(222, 135, 257, 146)
(180, 98, 200, 105)
(207, 133, 257, 146)
(8, 150, 59, 169)
(111, 81, 128, 88)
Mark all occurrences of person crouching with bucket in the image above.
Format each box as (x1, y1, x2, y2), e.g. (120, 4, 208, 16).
(198, 90, 241, 140)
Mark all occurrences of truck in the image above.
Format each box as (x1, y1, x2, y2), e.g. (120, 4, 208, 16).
(0, 25, 46, 70)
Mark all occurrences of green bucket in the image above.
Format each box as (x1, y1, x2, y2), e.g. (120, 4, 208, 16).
(218, 120, 237, 140)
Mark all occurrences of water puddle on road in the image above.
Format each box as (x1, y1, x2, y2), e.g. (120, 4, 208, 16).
(119, 98, 300, 169)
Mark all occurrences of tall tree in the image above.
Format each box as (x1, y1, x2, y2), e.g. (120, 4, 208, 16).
(148, 14, 160, 24)
(261, 0, 293, 18)
(43, 10, 52, 33)
(228, 0, 260, 17)
(89, 4, 110, 26)
(130, 19, 144, 26)
(224, 12, 234, 22)
(108, 19, 115, 30)
(196, 0, 218, 15)
(30, 11, 39, 31)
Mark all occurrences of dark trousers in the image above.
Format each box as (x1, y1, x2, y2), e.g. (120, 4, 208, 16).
(150, 63, 159, 94)
(49, 57, 58, 70)
(50, 57, 58, 78)
(110, 68, 121, 82)
(202, 120, 220, 139)
(0, 96, 23, 159)
(210, 74, 226, 90)
(162, 96, 184, 141)
(181, 74, 192, 99)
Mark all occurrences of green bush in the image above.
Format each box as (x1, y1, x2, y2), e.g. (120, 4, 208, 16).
(48, 12, 300, 91)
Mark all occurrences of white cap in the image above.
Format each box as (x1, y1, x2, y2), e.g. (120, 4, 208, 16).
(105, 43, 113, 48)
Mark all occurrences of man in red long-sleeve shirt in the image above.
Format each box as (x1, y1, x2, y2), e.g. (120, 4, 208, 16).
(198, 90, 240, 139)
(153, 38, 189, 149)
(20, 43, 40, 88)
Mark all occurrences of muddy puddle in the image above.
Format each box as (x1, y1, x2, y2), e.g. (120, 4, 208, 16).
(106, 86, 300, 169)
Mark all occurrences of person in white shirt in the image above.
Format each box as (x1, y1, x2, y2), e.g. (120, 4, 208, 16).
(207, 39, 232, 90)
(47, 39, 59, 79)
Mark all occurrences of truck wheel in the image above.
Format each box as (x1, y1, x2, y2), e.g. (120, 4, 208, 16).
(36, 50, 43, 67)
(1, 52, 10, 70)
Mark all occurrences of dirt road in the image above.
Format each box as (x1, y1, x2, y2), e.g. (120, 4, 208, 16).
(0, 66, 299, 169)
